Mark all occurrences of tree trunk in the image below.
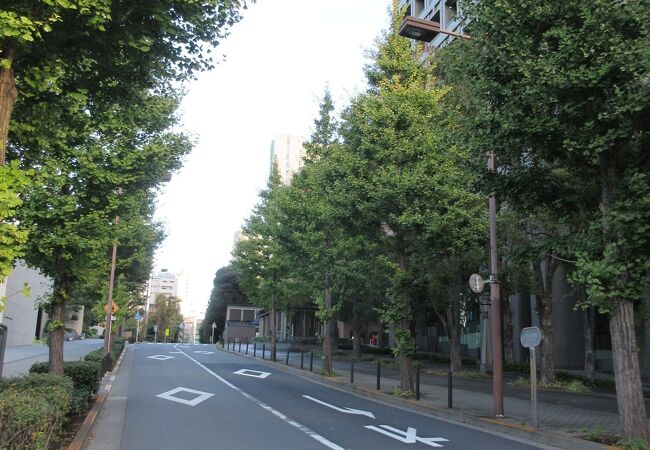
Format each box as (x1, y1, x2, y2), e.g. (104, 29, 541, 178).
(610, 298, 650, 441)
(322, 274, 334, 374)
(396, 247, 414, 392)
(48, 300, 66, 376)
(352, 300, 361, 360)
(534, 258, 558, 384)
(600, 164, 649, 441)
(584, 306, 595, 380)
(0, 46, 17, 166)
(270, 294, 277, 362)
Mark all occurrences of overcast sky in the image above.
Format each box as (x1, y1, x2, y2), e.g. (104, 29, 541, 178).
(153, 0, 393, 316)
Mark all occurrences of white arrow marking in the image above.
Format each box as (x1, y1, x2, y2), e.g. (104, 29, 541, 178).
(364, 425, 448, 447)
(302, 395, 376, 419)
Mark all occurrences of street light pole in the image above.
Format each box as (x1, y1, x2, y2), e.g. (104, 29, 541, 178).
(488, 152, 504, 417)
(398, 16, 504, 417)
(103, 228, 118, 355)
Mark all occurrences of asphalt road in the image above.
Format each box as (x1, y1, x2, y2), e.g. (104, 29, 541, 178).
(88, 343, 556, 450)
(2, 338, 103, 377)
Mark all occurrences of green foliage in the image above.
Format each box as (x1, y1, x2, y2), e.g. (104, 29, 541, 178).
(0, 373, 73, 450)
(201, 265, 250, 343)
(151, 295, 182, 342)
(83, 349, 103, 363)
(391, 387, 415, 398)
(29, 360, 100, 394)
(619, 439, 649, 450)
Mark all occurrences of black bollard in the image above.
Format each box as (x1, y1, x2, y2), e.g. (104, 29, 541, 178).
(448, 372, 453, 408)
(285, 346, 290, 364)
(300, 349, 304, 369)
(253, 342, 257, 358)
(310, 350, 314, 372)
(376, 362, 381, 390)
(239, 341, 242, 353)
(351, 359, 355, 384)
(262, 343, 266, 360)
(245, 341, 249, 355)
(415, 365, 420, 400)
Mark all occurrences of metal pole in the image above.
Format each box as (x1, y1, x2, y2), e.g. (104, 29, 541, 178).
(415, 366, 420, 400)
(262, 343, 266, 360)
(135, 319, 140, 343)
(531, 347, 538, 427)
(488, 151, 504, 417)
(246, 340, 249, 355)
(310, 350, 314, 371)
(351, 359, 355, 384)
(376, 362, 381, 390)
(211, 328, 214, 345)
(239, 341, 242, 353)
(285, 346, 290, 364)
(448, 372, 453, 408)
(301, 349, 304, 369)
(253, 342, 257, 357)
(103, 239, 118, 355)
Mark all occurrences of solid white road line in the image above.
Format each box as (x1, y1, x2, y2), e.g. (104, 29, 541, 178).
(175, 345, 345, 450)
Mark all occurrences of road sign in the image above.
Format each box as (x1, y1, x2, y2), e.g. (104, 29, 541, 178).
(520, 326, 542, 348)
(104, 303, 119, 314)
(153, 325, 158, 332)
(134, 312, 142, 321)
(468, 274, 485, 293)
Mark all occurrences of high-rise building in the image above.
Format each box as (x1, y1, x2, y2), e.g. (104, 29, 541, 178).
(270, 134, 306, 184)
(399, 0, 463, 48)
(146, 269, 177, 318)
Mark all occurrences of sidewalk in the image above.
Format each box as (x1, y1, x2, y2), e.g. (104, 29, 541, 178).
(224, 343, 644, 449)
(2, 339, 104, 377)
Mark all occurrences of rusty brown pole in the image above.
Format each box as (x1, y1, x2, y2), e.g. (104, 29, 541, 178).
(488, 152, 504, 417)
(103, 218, 119, 354)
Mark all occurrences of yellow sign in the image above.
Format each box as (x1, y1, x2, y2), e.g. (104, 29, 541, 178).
(165, 328, 170, 337)
(104, 303, 119, 314)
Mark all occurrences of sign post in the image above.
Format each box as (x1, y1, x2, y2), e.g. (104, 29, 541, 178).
(134, 312, 142, 342)
(154, 324, 158, 343)
(211, 322, 216, 345)
(520, 326, 542, 427)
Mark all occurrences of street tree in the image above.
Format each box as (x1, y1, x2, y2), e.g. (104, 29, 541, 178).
(201, 265, 250, 343)
(436, 0, 650, 440)
(9, 89, 190, 375)
(152, 294, 182, 342)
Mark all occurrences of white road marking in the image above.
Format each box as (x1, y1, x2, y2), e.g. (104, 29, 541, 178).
(156, 387, 214, 406)
(302, 395, 376, 419)
(193, 350, 214, 354)
(174, 344, 345, 450)
(364, 425, 448, 447)
(234, 369, 271, 379)
(148, 355, 174, 360)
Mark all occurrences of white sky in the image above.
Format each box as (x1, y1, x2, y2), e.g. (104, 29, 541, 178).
(153, 0, 393, 317)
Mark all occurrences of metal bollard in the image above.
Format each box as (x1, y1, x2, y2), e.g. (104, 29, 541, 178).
(253, 342, 257, 358)
(246, 341, 249, 355)
(300, 349, 304, 369)
(376, 362, 381, 390)
(239, 341, 242, 353)
(262, 344, 266, 360)
(285, 347, 290, 364)
(448, 372, 453, 408)
(310, 350, 314, 372)
(351, 359, 355, 384)
(415, 365, 420, 400)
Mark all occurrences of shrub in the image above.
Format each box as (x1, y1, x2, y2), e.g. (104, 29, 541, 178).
(0, 374, 73, 450)
(84, 349, 104, 363)
(360, 344, 393, 355)
(30, 360, 100, 394)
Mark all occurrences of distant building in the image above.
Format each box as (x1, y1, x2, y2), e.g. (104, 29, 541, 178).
(0, 261, 52, 346)
(398, 0, 464, 49)
(270, 134, 306, 184)
(223, 305, 261, 343)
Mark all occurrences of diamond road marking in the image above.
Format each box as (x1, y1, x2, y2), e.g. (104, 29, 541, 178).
(156, 387, 214, 406)
(234, 369, 271, 379)
(193, 351, 214, 354)
(148, 355, 174, 360)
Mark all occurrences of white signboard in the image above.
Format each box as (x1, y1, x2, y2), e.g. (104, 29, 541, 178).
(520, 327, 542, 348)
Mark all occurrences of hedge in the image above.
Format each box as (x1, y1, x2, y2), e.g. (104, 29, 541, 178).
(30, 360, 100, 394)
(0, 374, 73, 450)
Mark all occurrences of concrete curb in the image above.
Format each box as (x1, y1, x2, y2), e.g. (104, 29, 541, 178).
(219, 346, 612, 450)
(66, 346, 128, 450)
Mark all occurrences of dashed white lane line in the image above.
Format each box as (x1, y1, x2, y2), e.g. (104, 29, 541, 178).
(175, 344, 345, 450)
